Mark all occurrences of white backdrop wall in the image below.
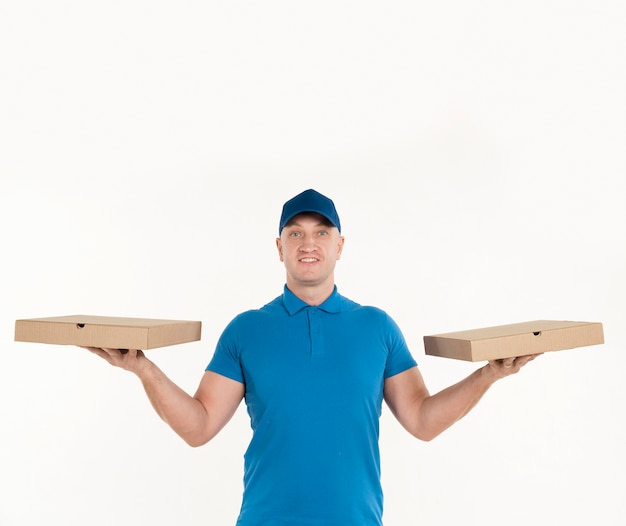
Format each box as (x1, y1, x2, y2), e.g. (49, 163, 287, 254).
(1, 2, 625, 525)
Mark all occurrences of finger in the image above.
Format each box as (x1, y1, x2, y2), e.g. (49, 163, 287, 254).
(98, 348, 122, 359)
(81, 346, 118, 364)
(103, 348, 144, 360)
(501, 358, 515, 368)
(82, 347, 131, 363)
(102, 347, 133, 356)
(81, 345, 109, 356)
(514, 353, 542, 367)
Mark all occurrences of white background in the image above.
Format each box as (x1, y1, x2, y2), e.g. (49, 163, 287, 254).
(1, 1, 625, 525)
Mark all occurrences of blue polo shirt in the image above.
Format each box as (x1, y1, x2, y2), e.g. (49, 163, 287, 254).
(206, 285, 417, 526)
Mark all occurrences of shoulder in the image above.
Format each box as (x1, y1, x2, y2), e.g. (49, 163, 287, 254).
(224, 295, 284, 329)
(338, 293, 406, 336)
(337, 292, 388, 317)
(339, 296, 398, 326)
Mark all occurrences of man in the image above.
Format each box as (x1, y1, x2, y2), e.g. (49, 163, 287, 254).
(85, 189, 538, 525)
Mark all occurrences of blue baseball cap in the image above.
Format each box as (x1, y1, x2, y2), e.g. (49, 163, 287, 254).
(279, 189, 341, 235)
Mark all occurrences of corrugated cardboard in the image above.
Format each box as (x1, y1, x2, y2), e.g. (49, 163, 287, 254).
(14, 315, 202, 350)
(423, 320, 604, 362)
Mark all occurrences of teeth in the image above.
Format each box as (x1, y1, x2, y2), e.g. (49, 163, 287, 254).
(300, 258, 318, 262)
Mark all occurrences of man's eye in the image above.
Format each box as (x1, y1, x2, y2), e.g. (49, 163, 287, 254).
(290, 232, 301, 237)
(317, 231, 328, 236)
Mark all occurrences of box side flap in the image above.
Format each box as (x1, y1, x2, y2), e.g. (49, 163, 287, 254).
(15, 319, 150, 348)
(470, 322, 604, 361)
(423, 335, 473, 360)
(424, 320, 604, 362)
(14, 316, 202, 349)
(145, 321, 202, 349)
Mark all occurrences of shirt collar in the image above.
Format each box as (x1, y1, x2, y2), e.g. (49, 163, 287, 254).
(282, 284, 345, 315)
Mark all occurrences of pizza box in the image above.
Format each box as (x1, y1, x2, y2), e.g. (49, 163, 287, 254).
(14, 315, 202, 350)
(423, 320, 604, 362)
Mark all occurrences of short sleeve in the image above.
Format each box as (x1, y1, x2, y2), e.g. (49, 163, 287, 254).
(206, 317, 245, 384)
(383, 313, 418, 379)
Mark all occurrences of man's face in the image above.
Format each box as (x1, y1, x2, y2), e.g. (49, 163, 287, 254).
(276, 213, 345, 290)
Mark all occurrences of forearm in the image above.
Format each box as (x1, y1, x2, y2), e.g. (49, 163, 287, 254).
(417, 365, 496, 440)
(387, 355, 540, 442)
(84, 346, 244, 446)
(137, 360, 211, 446)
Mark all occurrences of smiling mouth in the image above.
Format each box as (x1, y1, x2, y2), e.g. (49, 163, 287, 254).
(299, 257, 319, 263)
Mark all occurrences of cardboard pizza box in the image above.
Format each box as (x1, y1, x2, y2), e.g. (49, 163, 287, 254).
(423, 320, 604, 362)
(14, 315, 202, 350)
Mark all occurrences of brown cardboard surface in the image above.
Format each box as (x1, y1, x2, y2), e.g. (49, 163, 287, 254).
(423, 320, 604, 362)
(14, 315, 202, 350)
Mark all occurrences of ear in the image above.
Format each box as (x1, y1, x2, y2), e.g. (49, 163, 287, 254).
(336, 236, 345, 260)
(276, 237, 284, 262)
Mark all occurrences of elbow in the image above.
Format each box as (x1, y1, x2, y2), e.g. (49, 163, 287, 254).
(178, 426, 217, 448)
(183, 434, 212, 448)
(416, 430, 441, 442)
(394, 413, 443, 442)
(184, 437, 205, 448)
(410, 429, 439, 442)
(407, 422, 448, 442)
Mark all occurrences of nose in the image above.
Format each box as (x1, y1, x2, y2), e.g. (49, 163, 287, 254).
(299, 233, 317, 251)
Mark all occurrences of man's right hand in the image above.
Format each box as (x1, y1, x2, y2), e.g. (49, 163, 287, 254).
(81, 347, 150, 376)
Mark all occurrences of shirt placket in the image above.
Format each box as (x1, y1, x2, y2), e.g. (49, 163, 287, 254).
(307, 307, 324, 356)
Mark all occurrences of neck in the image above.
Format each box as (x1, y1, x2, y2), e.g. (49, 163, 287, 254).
(286, 280, 335, 306)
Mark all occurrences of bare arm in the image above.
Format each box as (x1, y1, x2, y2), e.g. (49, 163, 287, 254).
(384, 355, 540, 442)
(83, 347, 245, 447)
